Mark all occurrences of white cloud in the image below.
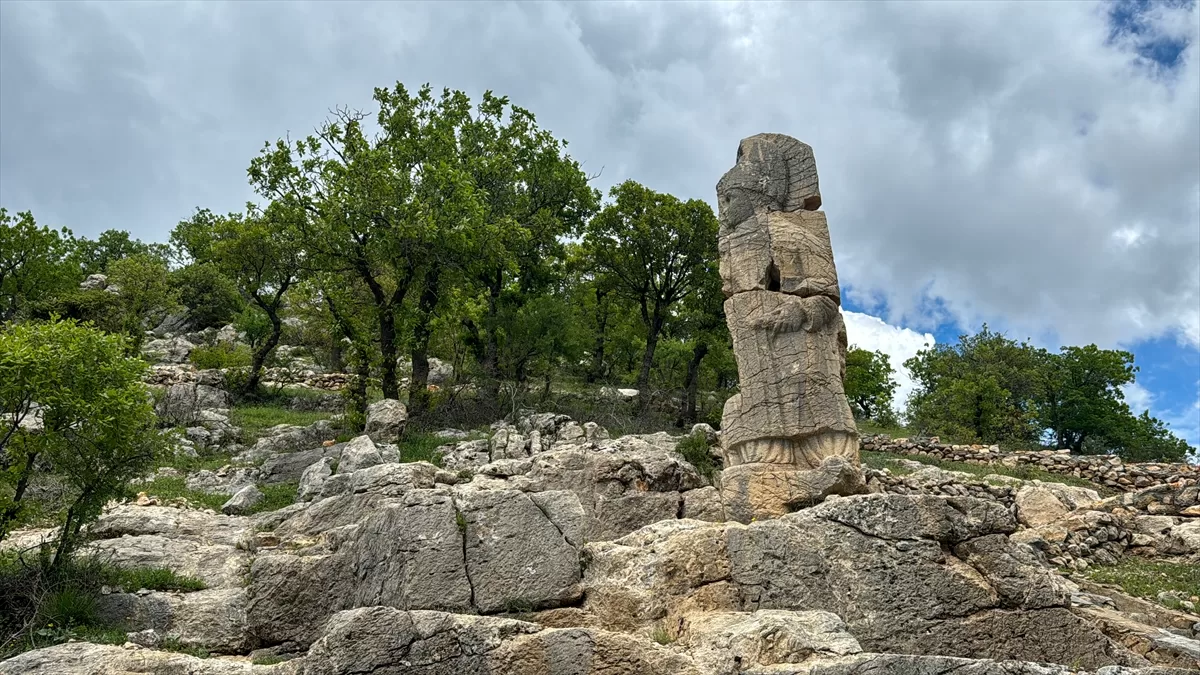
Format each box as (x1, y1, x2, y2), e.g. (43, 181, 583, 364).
(843, 311, 935, 417)
(1121, 380, 1200, 451)
(1, 0, 1197, 354)
(1121, 381, 1154, 415)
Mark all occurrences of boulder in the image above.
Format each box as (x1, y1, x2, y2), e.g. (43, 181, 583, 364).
(142, 336, 197, 365)
(222, 484, 265, 515)
(364, 398, 406, 442)
(335, 435, 383, 474)
(155, 382, 232, 425)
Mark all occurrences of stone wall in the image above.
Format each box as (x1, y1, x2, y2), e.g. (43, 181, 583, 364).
(860, 435, 1198, 493)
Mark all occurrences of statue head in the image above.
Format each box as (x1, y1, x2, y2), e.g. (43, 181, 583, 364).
(715, 133, 822, 228)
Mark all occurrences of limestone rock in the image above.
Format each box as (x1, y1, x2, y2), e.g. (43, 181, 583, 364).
(0, 641, 286, 674)
(297, 457, 333, 501)
(222, 484, 265, 515)
(335, 435, 382, 474)
(721, 455, 866, 524)
(364, 398, 407, 442)
(156, 382, 232, 426)
(677, 610, 862, 670)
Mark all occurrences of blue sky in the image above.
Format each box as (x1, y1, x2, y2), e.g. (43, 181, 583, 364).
(1, 0, 1197, 447)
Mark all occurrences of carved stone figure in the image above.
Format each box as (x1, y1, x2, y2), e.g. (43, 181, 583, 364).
(715, 134, 862, 521)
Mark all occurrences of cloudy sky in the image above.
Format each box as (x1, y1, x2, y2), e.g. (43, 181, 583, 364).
(2, 0, 1198, 443)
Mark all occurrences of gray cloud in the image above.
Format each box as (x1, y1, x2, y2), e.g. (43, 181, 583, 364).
(1, 0, 1197, 351)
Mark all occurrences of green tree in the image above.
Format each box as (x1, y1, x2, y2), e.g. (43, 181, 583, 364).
(169, 262, 245, 330)
(172, 205, 304, 395)
(455, 91, 600, 391)
(1036, 344, 1137, 452)
(670, 257, 725, 426)
(582, 181, 720, 406)
(72, 229, 170, 275)
(844, 347, 899, 423)
(0, 318, 163, 565)
(249, 84, 481, 405)
(105, 253, 176, 352)
(905, 325, 1042, 445)
(1099, 409, 1193, 463)
(0, 209, 78, 322)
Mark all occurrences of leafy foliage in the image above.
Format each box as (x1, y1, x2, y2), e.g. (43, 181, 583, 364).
(0, 318, 165, 561)
(844, 347, 899, 424)
(0, 208, 78, 322)
(169, 262, 245, 330)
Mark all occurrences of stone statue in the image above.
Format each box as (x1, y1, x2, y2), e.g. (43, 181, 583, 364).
(715, 134, 862, 522)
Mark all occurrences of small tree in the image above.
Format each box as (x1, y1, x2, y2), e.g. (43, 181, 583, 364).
(169, 262, 245, 330)
(582, 181, 719, 407)
(0, 209, 77, 322)
(844, 347, 899, 423)
(71, 229, 170, 275)
(0, 318, 163, 565)
(172, 205, 304, 396)
(106, 253, 177, 353)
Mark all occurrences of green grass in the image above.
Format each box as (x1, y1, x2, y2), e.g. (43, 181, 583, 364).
(255, 483, 299, 513)
(252, 654, 288, 665)
(159, 636, 211, 659)
(397, 432, 447, 466)
(861, 450, 1114, 494)
(229, 405, 333, 441)
(104, 567, 206, 592)
(129, 478, 298, 515)
(1084, 559, 1200, 609)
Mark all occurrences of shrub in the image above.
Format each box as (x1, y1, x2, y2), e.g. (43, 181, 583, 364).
(169, 263, 244, 330)
(189, 343, 253, 370)
(0, 317, 166, 562)
(675, 432, 719, 481)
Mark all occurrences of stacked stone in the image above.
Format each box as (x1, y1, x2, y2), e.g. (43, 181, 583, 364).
(861, 434, 1198, 493)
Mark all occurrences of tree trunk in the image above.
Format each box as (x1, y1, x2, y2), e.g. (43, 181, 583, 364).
(408, 266, 441, 417)
(242, 306, 282, 397)
(378, 309, 400, 400)
(636, 308, 665, 410)
(678, 341, 709, 426)
(587, 286, 609, 384)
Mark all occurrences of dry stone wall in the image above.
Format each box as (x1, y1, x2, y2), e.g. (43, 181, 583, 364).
(861, 435, 1198, 494)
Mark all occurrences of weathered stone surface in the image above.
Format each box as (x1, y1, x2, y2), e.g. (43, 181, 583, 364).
(721, 456, 865, 524)
(335, 434, 382, 474)
(303, 606, 701, 675)
(364, 398, 407, 442)
(455, 486, 583, 613)
(142, 336, 196, 364)
(1016, 485, 1072, 527)
(714, 133, 858, 497)
(156, 382, 232, 425)
(677, 610, 862, 671)
(0, 641, 289, 674)
(297, 457, 333, 502)
(248, 420, 337, 473)
(222, 484, 265, 515)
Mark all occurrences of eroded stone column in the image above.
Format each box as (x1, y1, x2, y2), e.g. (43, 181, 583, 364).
(715, 133, 864, 523)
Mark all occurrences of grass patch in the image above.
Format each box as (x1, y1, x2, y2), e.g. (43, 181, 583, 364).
(397, 432, 447, 466)
(0, 552, 206, 658)
(650, 623, 675, 645)
(860, 451, 916, 476)
(229, 405, 333, 441)
(1084, 559, 1200, 608)
(160, 636, 211, 658)
(675, 433, 719, 482)
(128, 476, 228, 511)
(252, 654, 288, 665)
(254, 483, 298, 514)
(105, 567, 206, 592)
(129, 477, 296, 515)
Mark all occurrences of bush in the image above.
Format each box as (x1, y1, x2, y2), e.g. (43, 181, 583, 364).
(189, 342, 253, 370)
(675, 432, 719, 482)
(0, 317, 166, 561)
(169, 263, 244, 330)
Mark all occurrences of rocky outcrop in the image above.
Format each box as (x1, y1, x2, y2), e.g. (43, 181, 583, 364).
(155, 382, 233, 426)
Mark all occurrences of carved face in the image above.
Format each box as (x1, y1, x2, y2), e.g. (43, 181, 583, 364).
(716, 137, 785, 228)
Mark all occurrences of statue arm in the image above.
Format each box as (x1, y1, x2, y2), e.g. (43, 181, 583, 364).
(752, 295, 839, 334)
